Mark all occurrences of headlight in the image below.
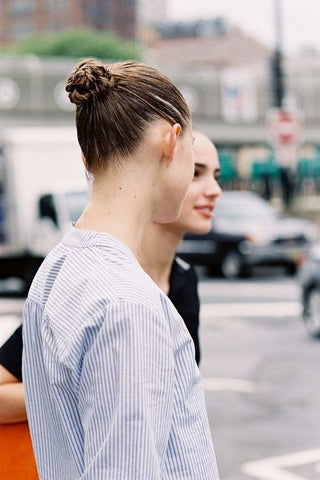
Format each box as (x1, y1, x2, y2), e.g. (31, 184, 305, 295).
(245, 230, 273, 245)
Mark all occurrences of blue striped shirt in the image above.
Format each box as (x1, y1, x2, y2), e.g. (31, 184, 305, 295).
(22, 226, 219, 479)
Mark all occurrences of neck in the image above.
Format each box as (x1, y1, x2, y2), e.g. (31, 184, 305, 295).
(75, 165, 156, 256)
(139, 223, 184, 295)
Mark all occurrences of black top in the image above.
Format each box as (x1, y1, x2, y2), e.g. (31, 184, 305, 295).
(0, 324, 23, 381)
(0, 257, 200, 381)
(169, 257, 200, 365)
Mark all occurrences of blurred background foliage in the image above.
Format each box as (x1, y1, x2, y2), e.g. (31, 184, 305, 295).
(3, 29, 141, 61)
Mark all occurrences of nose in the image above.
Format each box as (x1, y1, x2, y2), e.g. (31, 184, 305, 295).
(205, 176, 222, 198)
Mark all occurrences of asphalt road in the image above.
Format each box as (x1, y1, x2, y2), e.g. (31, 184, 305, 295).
(198, 270, 320, 480)
(0, 270, 319, 480)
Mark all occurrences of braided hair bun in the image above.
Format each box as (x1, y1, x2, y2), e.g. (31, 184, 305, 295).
(65, 59, 114, 105)
(65, 57, 191, 173)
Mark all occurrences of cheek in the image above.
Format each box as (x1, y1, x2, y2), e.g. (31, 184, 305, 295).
(189, 182, 202, 199)
(180, 187, 199, 213)
(178, 202, 191, 220)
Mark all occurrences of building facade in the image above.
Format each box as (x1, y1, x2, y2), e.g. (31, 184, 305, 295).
(137, 0, 166, 25)
(0, 0, 137, 44)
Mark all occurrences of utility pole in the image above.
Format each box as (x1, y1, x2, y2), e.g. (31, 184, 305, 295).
(271, 0, 285, 108)
(269, 0, 298, 208)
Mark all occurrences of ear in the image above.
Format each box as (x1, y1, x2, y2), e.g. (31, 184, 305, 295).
(163, 123, 181, 165)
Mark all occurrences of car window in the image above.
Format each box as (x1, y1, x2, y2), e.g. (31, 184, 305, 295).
(39, 194, 58, 226)
(214, 195, 276, 220)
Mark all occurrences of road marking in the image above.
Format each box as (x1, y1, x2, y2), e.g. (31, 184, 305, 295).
(201, 301, 301, 319)
(0, 315, 21, 346)
(0, 297, 24, 313)
(203, 377, 255, 393)
(199, 282, 299, 301)
(242, 448, 320, 480)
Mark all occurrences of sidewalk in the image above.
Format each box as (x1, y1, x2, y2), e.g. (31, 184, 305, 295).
(290, 195, 320, 226)
(270, 194, 320, 226)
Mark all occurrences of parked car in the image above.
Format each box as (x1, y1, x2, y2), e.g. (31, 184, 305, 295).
(178, 190, 318, 278)
(299, 242, 320, 338)
(178, 230, 249, 278)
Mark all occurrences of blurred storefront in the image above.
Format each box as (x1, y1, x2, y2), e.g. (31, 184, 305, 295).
(1, 22, 320, 200)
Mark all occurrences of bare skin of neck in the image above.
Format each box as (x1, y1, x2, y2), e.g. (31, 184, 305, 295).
(138, 223, 184, 295)
(75, 161, 159, 257)
(75, 120, 186, 258)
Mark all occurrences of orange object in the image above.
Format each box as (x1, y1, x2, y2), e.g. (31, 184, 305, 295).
(0, 422, 38, 479)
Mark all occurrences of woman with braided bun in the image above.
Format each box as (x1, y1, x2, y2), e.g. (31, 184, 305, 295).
(21, 59, 219, 480)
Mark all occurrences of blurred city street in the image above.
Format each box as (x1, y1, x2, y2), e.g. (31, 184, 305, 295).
(0, 270, 319, 480)
(199, 271, 320, 480)
(1, 1, 320, 478)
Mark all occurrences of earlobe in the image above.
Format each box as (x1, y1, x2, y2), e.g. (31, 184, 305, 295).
(163, 123, 181, 165)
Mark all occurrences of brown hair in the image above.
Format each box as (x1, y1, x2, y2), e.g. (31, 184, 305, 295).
(65, 58, 190, 173)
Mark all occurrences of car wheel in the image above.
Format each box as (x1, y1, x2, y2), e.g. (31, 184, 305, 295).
(221, 251, 244, 279)
(304, 287, 320, 338)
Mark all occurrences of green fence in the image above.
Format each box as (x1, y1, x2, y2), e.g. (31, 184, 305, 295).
(250, 157, 281, 180)
(218, 149, 237, 183)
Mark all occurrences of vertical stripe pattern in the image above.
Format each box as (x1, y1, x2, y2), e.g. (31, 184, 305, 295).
(22, 226, 219, 480)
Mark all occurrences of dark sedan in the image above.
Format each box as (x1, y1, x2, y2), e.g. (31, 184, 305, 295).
(178, 230, 249, 278)
(178, 191, 319, 278)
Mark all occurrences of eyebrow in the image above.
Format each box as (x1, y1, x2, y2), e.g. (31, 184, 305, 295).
(195, 163, 221, 174)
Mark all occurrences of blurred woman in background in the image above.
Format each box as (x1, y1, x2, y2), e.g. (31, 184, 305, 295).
(140, 130, 221, 364)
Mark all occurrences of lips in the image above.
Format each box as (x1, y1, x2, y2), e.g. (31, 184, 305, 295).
(194, 205, 215, 219)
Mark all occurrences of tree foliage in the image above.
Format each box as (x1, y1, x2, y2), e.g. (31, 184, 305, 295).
(6, 29, 140, 61)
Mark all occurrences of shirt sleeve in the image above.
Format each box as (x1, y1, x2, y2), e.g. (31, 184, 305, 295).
(0, 325, 23, 381)
(78, 301, 175, 480)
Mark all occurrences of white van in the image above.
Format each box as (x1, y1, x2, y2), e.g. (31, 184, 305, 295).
(0, 126, 88, 291)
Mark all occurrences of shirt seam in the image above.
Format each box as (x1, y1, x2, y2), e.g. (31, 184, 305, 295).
(26, 296, 168, 326)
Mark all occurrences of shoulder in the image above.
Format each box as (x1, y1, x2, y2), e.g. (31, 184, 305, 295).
(169, 256, 199, 308)
(172, 256, 198, 284)
(175, 256, 191, 272)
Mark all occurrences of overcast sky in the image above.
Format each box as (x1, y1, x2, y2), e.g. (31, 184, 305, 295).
(167, 0, 319, 55)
